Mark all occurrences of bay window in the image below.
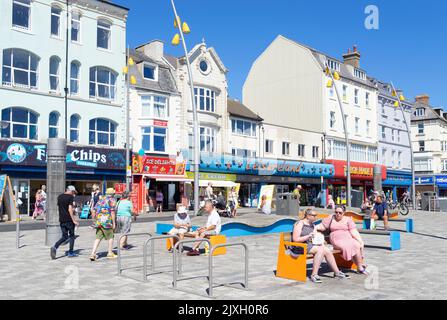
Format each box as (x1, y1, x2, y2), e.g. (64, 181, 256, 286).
(200, 127, 216, 153)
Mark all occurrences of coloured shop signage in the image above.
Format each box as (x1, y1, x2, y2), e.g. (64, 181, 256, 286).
(325, 160, 387, 180)
(184, 153, 335, 178)
(132, 154, 186, 176)
(0, 140, 126, 170)
(415, 176, 434, 185)
(383, 171, 413, 186)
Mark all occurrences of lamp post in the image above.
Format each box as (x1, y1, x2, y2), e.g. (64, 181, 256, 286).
(390, 82, 416, 210)
(326, 65, 352, 207)
(170, 0, 200, 215)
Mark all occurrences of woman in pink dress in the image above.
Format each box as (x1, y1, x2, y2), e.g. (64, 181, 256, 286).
(32, 190, 44, 220)
(320, 206, 368, 274)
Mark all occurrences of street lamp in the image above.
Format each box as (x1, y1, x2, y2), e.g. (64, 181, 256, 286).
(390, 83, 416, 210)
(170, 0, 200, 215)
(326, 65, 352, 207)
(122, 51, 137, 191)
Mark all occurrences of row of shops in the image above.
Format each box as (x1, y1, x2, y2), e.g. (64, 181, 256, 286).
(414, 175, 447, 197)
(1, 139, 414, 216)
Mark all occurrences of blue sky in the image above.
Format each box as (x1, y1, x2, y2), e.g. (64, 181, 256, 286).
(115, 0, 447, 107)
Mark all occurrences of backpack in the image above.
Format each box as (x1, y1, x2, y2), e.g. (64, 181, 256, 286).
(95, 198, 114, 229)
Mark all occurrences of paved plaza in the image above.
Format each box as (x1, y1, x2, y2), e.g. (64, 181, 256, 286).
(0, 210, 446, 300)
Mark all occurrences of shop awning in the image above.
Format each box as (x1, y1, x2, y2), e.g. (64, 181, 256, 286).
(144, 174, 193, 182)
(199, 180, 237, 188)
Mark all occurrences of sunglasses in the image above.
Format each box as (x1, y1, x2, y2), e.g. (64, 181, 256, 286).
(335, 211, 344, 214)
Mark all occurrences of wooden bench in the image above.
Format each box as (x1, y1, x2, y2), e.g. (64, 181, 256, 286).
(166, 232, 227, 256)
(276, 233, 356, 282)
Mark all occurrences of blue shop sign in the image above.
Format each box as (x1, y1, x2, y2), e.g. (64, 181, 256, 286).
(383, 171, 413, 186)
(436, 176, 447, 188)
(415, 176, 434, 185)
(186, 153, 335, 178)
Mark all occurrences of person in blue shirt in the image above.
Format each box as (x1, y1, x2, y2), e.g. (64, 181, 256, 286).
(371, 195, 389, 230)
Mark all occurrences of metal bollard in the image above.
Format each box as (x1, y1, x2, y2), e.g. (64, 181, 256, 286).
(16, 215, 20, 249)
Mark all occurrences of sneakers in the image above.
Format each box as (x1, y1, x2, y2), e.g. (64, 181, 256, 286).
(335, 271, 350, 279)
(186, 249, 200, 256)
(107, 253, 117, 259)
(50, 247, 57, 260)
(357, 268, 369, 275)
(310, 275, 322, 283)
(67, 252, 78, 258)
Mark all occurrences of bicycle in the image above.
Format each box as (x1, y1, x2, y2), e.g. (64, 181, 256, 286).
(388, 199, 409, 216)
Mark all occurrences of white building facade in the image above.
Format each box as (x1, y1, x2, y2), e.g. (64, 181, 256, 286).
(0, 0, 128, 217)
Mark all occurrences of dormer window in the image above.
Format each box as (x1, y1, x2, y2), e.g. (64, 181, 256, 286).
(327, 59, 340, 71)
(143, 63, 158, 81)
(354, 68, 366, 80)
(415, 108, 425, 117)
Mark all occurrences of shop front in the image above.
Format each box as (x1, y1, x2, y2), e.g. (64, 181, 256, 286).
(187, 153, 335, 208)
(382, 170, 412, 201)
(325, 160, 387, 205)
(415, 175, 447, 197)
(0, 139, 126, 216)
(132, 154, 189, 213)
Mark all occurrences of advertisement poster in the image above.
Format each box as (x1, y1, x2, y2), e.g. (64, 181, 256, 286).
(132, 154, 186, 176)
(258, 185, 275, 214)
(227, 183, 241, 209)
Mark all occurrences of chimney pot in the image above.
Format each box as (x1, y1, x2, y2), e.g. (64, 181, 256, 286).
(415, 94, 430, 105)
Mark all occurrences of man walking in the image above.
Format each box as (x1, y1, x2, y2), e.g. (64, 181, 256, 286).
(50, 186, 79, 259)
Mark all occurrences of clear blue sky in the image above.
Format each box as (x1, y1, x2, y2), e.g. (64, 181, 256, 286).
(115, 0, 447, 107)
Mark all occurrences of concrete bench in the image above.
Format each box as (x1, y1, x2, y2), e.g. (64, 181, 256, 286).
(276, 233, 356, 283)
(358, 229, 401, 251)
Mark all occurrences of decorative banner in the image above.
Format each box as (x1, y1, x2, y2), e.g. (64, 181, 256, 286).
(186, 152, 335, 178)
(0, 140, 126, 171)
(186, 172, 237, 182)
(132, 154, 186, 176)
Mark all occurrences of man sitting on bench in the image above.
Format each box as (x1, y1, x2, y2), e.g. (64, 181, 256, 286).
(371, 195, 389, 230)
(187, 200, 221, 256)
(168, 205, 191, 252)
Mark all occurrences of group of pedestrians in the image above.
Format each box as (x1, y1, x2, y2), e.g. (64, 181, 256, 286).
(50, 186, 135, 260)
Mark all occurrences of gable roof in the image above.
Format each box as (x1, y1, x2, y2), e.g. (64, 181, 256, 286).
(228, 99, 263, 121)
(178, 43, 229, 74)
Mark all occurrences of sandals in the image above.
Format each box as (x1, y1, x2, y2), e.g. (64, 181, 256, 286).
(89, 254, 97, 261)
(310, 275, 322, 283)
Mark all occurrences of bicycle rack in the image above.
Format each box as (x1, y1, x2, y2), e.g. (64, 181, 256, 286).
(117, 232, 152, 280)
(209, 242, 249, 298)
(173, 238, 212, 299)
(143, 235, 179, 282)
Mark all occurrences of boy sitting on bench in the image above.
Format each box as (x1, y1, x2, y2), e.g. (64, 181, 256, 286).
(187, 200, 221, 256)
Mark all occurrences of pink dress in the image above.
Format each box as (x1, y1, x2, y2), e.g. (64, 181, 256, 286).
(323, 216, 360, 261)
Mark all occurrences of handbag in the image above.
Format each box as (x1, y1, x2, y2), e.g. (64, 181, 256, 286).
(322, 216, 334, 237)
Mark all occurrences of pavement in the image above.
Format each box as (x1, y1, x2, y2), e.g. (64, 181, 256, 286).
(0, 209, 446, 300)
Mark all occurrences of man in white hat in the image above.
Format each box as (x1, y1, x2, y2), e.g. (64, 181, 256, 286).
(168, 205, 191, 252)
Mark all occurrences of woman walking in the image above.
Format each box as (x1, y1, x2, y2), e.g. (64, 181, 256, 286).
(229, 187, 239, 218)
(156, 189, 164, 213)
(32, 189, 45, 220)
(116, 191, 134, 250)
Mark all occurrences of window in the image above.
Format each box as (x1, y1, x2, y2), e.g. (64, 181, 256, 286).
(231, 119, 256, 137)
(415, 108, 425, 117)
(366, 92, 370, 107)
(391, 129, 395, 142)
(415, 159, 432, 172)
(265, 140, 273, 153)
(418, 123, 425, 134)
(382, 149, 387, 165)
(70, 114, 80, 143)
(441, 141, 447, 152)
(282, 142, 290, 156)
(2, 48, 39, 88)
(381, 102, 386, 115)
(355, 117, 360, 134)
(51, 6, 61, 37)
(397, 130, 401, 143)
(419, 141, 425, 152)
(89, 118, 116, 146)
(12, 0, 31, 30)
(141, 95, 168, 119)
(442, 160, 447, 172)
(49, 56, 60, 91)
(89, 67, 117, 100)
(70, 61, 80, 95)
(200, 127, 216, 153)
(391, 150, 396, 168)
(354, 89, 359, 105)
(199, 60, 210, 74)
(49, 111, 59, 138)
(97, 20, 111, 49)
(330, 112, 336, 128)
(327, 59, 340, 71)
(366, 120, 371, 136)
(398, 152, 402, 168)
(71, 12, 81, 42)
(312, 146, 319, 159)
(382, 126, 386, 139)
(1, 107, 38, 140)
(342, 85, 347, 102)
(298, 144, 305, 157)
(141, 127, 167, 152)
(143, 63, 157, 81)
(354, 69, 366, 80)
(232, 148, 256, 158)
(194, 87, 216, 112)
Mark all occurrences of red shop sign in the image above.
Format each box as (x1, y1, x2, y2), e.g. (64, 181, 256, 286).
(132, 155, 186, 176)
(153, 120, 168, 127)
(325, 160, 386, 181)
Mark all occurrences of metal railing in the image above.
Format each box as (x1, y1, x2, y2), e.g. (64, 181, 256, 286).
(143, 235, 179, 281)
(173, 238, 212, 298)
(117, 232, 152, 278)
(209, 242, 249, 298)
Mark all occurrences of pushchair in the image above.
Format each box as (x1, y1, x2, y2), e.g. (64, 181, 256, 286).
(213, 198, 232, 218)
(79, 201, 91, 219)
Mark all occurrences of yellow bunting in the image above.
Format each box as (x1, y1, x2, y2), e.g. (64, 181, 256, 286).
(333, 71, 340, 80)
(394, 101, 399, 108)
(399, 94, 405, 101)
(392, 90, 397, 97)
(182, 22, 191, 34)
(130, 75, 137, 85)
(325, 67, 330, 75)
(174, 16, 180, 28)
(326, 79, 333, 88)
(128, 57, 134, 66)
(171, 33, 180, 46)
(122, 66, 128, 74)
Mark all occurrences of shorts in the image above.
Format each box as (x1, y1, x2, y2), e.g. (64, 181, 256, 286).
(203, 230, 218, 236)
(169, 227, 190, 235)
(157, 201, 163, 205)
(96, 228, 114, 240)
(376, 212, 388, 220)
(229, 201, 236, 210)
(116, 216, 132, 234)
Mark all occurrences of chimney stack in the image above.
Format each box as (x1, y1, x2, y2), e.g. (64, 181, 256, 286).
(415, 94, 430, 105)
(343, 45, 361, 68)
